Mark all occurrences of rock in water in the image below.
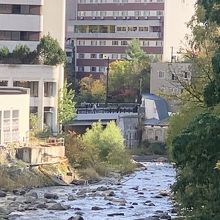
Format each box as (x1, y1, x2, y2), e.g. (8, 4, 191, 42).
(44, 193, 59, 200)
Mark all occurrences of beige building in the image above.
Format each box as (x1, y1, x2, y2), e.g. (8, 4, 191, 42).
(0, 0, 66, 133)
(0, 87, 29, 145)
(150, 62, 192, 95)
(163, 0, 196, 62)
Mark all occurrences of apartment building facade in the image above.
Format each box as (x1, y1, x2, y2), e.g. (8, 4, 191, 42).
(0, 0, 66, 133)
(66, 0, 195, 78)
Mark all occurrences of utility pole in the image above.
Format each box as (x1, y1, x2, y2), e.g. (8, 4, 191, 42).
(105, 56, 110, 106)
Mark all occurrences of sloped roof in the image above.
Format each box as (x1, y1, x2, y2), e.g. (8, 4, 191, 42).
(142, 93, 169, 120)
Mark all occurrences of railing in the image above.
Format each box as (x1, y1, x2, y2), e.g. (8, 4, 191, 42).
(76, 106, 139, 114)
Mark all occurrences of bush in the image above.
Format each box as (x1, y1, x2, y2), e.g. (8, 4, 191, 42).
(13, 44, 31, 63)
(65, 121, 135, 175)
(37, 34, 66, 65)
(0, 47, 9, 59)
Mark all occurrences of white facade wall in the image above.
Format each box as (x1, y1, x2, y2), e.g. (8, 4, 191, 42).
(163, 0, 196, 62)
(0, 0, 66, 133)
(0, 89, 29, 145)
(0, 64, 63, 133)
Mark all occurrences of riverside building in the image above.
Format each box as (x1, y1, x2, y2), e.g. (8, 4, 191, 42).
(0, 0, 66, 133)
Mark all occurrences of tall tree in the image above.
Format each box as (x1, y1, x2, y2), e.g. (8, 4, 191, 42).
(108, 39, 151, 102)
(58, 80, 76, 126)
(37, 34, 66, 65)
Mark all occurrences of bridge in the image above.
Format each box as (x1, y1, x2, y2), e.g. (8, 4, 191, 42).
(66, 103, 140, 133)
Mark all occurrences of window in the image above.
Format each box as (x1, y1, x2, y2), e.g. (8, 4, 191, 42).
(0, 31, 39, 41)
(134, 11, 141, 16)
(79, 53, 85, 59)
(99, 40, 106, 46)
(100, 11, 106, 16)
(3, 110, 10, 143)
(143, 40, 149, 46)
(117, 26, 126, 31)
(44, 82, 55, 97)
(99, 54, 104, 59)
(78, 40, 85, 46)
(0, 81, 7, 86)
(29, 81, 38, 97)
(78, 66, 84, 72)
(12, 110, 19, 142)
(171, 73, 177, 80)
(121, 11, 128, 16)
(121, 54, 127, 59)
(91, 66, 97, 72)
(112, 54, 118, 59)
(30, 107, 38, 114)
(13, 81, 38, 97)
(91, 40, 97, 46)
(12, 5, 21, 14)
(128, 26, 137, 31)
(112, 40, 118, 45)
(139, 26, 148, 31)
(113, 11, 119, 16)
(158, 71, 165, 78)
(121, 40, 128, 46)
(90, 53, 97, 58)
(99, 66, 105, 72)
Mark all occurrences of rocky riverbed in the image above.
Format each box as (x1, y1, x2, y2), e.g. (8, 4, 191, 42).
(0, 162, 177, 220)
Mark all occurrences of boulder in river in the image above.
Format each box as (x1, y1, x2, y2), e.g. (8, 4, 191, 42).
(68, 216, 84, 220)
(44, 193, 59, 200)
(107, 213, 125, 217)
(48, 203, 70, 211)
(0, 190, 6, 197)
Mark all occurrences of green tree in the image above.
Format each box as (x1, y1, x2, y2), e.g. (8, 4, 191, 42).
(37, 34, 66, 65)
(172, 113, 220, 219)
(77, 76, 105, 103)
(58, 80, 76, 126)
(109, 39, 151, 102)
(167, 2, 220, 219)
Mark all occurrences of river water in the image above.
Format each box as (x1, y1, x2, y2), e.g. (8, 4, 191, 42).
(10, 162, 176, 220)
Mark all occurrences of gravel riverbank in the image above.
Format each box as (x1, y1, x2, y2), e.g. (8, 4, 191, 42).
(0, 162, 177, 220)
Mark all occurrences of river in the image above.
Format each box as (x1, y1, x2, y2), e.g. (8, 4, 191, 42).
(5, 162, 177, 220)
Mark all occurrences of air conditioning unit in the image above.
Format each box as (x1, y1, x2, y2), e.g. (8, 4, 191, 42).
(144, 16, 148, 19)
(100, 16, 104, 19)
(157, 16, 161, 19)
(123, 16, 126, 19)
(114, 16, 117, 20)
(92, 16, 96, 19)
(126, 16, 130, 19)
(135, 16, 139, 20)
(80, 17, 84, 20)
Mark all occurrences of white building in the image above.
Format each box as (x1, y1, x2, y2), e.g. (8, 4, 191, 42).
(0, 0, 66, 133)
(0, 87, 29, 145)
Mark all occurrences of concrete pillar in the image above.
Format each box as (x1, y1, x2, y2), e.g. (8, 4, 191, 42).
(38, 80, 44, 130)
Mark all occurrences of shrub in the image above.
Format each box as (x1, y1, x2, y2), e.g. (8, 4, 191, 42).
(0, 47, 9, 59)
(13, 44, 31, 63)
(37, 34, 66, 65)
